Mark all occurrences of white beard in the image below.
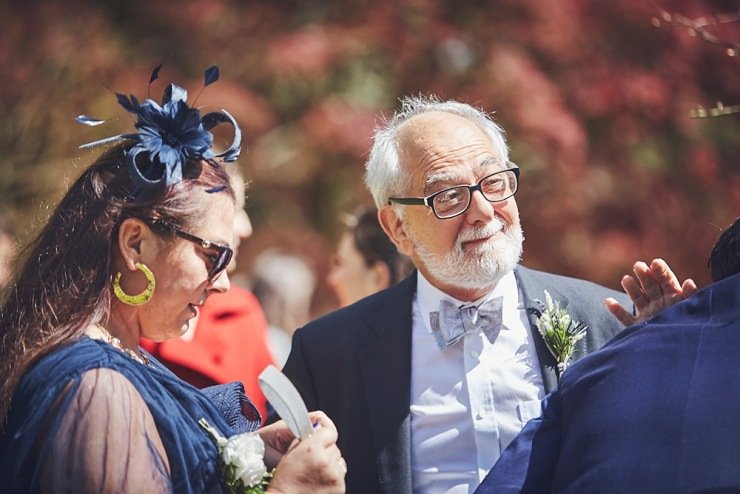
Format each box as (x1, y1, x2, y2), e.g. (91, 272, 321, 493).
(410, 217, 524, 293)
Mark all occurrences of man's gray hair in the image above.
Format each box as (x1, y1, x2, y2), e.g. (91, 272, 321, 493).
(364, 95, 510, 208)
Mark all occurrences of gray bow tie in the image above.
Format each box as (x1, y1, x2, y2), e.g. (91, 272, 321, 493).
(429, 297, 504, 349)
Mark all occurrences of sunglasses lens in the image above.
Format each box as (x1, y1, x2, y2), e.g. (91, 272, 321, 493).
(210, 247, 233, 280)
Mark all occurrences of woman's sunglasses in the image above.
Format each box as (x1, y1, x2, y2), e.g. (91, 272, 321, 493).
(148, 220, 233, 282)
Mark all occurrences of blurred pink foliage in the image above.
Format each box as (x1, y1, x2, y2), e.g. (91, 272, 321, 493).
(266, 28, 337, 78)
(0, 0, 738, 313)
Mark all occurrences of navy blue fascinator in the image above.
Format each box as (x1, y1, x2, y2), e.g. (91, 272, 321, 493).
(76, 64, 241, 189)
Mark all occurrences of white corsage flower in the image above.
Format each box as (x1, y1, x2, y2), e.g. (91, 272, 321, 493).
(199, 418, 273, 494)
(222, 432, 268, 488)
(535, 290, 588, 379)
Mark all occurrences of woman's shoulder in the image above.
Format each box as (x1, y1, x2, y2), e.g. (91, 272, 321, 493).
(23, 337, 126, 383)
(14, 336, 232, 435)
(2, 340, 180, 493)
(11, 338, 134, 412)
(3, 337, 233, 493)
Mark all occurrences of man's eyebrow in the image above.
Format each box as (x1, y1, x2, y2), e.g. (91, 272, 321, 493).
(423, 156, 503, 190)
(423, 171, 459, 193)
(478, 156, 502, 171)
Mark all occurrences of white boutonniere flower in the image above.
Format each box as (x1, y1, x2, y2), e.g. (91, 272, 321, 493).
(199, 418, 274, 494)
(535, 290, 588, 379)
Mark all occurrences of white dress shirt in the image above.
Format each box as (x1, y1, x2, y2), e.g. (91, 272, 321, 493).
(410, 271, 545, 493)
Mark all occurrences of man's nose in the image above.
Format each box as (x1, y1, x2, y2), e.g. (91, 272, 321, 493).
(464, 188, 496, 224)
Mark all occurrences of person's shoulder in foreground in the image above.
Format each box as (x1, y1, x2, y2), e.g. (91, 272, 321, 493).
(477, 270, 740, 493)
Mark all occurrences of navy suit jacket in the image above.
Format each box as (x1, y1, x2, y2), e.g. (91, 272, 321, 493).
(476, 271, 740, 494)
(280, 266, 629, 494)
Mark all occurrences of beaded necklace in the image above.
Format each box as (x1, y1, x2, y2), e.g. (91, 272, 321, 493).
(93, 325, 151, 366)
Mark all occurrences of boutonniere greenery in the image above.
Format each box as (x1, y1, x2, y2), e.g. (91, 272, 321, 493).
(199, 418, 274, 494)
(535, 290, 587, 379)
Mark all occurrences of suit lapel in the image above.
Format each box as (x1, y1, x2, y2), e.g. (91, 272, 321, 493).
(357, 272, 416, 494)
(515, 266, 568, 393)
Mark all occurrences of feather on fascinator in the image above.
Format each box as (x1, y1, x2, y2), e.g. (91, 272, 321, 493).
(76, 64, 242, 189)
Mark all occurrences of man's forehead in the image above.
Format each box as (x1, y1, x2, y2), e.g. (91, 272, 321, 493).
(397, 111, 506, 186)
(399, 112, 500, 159)
(398, 111, 469, 141)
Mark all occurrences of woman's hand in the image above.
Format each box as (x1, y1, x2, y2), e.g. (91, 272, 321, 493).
(264, 411, 345, 494)
(258, 411, 327, 468)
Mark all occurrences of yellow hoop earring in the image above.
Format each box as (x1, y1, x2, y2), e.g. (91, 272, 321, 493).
(113, 262, 156, 306)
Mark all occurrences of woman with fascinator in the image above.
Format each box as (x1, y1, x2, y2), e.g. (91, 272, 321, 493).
(0, 67, 346, 493)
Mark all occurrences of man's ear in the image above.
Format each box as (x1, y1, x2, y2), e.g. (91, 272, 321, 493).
(378, 206, 414, 256)
(116, 218, 154, 270)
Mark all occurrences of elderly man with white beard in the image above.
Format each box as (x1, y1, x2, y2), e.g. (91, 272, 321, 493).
(276, 96, 695, 494)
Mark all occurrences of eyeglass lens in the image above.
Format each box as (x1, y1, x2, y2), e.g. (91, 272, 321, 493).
(432, 170, 518, 218)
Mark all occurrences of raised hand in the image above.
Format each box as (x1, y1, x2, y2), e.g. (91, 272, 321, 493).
(606, 258, 697, 327)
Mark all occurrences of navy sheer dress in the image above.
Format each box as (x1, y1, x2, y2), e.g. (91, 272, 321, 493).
(0, 337, 260, 493)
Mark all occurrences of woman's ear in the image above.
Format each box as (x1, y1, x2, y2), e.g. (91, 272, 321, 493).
(116, 218, 154, 271)
(378, 206, 413, 256)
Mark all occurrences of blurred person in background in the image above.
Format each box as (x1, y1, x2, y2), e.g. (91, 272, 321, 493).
(250, 248, 316, 367)
(0, 68, 345, 493)
(328, 208, 414, 307)
(141, 166, 275, 419)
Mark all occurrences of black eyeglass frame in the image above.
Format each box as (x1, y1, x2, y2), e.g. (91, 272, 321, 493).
(387, 166, 520, 220)
(147, 220, 233, 282)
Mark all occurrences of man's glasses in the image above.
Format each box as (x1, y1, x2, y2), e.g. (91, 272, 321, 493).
(388, 167, 520, 220)
(148, 220, 233, 282)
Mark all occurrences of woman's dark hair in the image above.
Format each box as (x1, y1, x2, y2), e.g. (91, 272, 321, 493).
(350, 209, 413, 285)
(709, 217, 740, 282)
(0, 142, 234, 424)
